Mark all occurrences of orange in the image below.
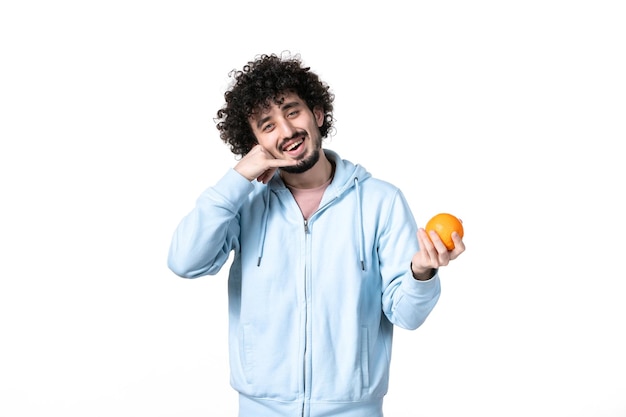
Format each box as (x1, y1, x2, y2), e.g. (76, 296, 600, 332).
(425, 213, 464, 251)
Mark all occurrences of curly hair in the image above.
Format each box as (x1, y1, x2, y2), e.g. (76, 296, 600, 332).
(215, 52, 335, 157)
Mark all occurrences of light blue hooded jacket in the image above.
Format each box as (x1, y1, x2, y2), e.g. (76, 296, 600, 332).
(168, 149, 441, 417)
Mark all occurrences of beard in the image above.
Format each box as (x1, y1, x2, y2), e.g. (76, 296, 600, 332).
(279, 132, 323, 174)
(280, 147, 321, 174)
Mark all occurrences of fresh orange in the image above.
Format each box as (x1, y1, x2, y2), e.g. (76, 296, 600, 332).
(425, 213, 464, 251)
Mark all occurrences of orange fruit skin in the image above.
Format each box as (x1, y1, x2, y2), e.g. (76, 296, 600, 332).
(425, 213, 464, 251)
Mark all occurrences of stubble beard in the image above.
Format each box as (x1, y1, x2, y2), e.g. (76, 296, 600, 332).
(280, 134, 323, 174)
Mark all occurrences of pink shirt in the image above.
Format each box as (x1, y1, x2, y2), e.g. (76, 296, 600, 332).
(286, 176, 332, 220)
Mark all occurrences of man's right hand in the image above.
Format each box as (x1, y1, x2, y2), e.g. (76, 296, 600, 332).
(234, 144, 296, 184)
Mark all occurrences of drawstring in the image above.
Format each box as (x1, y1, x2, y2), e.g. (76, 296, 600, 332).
(257, 187, 271, 266)
(354, 177, 366, 271)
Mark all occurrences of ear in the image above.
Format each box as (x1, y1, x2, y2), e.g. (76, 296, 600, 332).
(313, 107, 324, 127)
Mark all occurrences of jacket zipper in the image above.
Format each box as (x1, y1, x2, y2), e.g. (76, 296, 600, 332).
(302, 217, 310, 417)
(300, 201, 336, 417)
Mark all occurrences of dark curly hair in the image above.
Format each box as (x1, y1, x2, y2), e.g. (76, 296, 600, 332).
(215, 52, 335, 157)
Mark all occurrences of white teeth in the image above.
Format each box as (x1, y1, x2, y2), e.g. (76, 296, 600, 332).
(286, 139, 303, 151)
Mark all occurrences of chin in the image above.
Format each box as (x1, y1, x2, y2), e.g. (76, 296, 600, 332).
(281, 149, 320, 174)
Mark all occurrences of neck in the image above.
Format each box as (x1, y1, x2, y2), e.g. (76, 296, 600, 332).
(280, 151, 334, 189)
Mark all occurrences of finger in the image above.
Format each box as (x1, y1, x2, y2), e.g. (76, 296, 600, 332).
(256, 158, 298, 183)
(266, 158, 300, 168)
(451, 231, 464, 249)
(427, 230, 449, 253)
(423, 230, 454, 266)
(412, 230, 435, 274)
(257, 167, 277, 184)
(416, 228, 434, 253)
(418, 228, 442, 268)
(448, 232, 466, 259)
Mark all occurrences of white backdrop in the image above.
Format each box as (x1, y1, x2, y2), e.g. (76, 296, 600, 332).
(1, 1, 625, 416)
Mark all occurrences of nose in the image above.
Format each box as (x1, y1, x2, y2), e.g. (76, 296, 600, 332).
(277, 117, 297, 139)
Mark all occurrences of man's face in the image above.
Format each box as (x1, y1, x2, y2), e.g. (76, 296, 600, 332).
(249, 92, 324, 174)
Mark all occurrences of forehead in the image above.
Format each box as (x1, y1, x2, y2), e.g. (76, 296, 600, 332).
(251, 92, 304, 117)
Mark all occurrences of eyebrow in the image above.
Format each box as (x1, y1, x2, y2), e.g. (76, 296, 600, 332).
(254, 100, 302, 130)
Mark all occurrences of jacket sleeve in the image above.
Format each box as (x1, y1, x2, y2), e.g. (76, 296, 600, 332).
(379, 190, 441, 330)
(167, 168, 254, 278)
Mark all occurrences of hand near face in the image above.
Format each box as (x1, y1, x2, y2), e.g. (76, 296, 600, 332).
(234, 144, 297, 184)
(411, 228, 465, 280)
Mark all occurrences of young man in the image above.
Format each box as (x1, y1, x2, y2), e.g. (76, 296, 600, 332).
(168, 53, 465, 417)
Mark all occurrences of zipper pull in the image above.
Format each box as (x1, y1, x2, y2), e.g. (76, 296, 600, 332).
(304, 219, 309, 234)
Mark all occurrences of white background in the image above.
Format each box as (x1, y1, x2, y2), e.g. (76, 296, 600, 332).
(1, 1, 625, 416)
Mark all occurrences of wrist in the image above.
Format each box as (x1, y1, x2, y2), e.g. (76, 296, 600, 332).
(411, 263, 436, 281)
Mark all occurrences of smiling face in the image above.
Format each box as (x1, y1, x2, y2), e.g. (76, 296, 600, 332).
(249, 92, 325, 174)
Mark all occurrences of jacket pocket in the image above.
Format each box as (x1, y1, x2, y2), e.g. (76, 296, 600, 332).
(240, 324, 254, 384)
(360, 326, 370, 388)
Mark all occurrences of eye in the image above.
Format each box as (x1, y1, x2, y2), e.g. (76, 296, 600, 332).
(287, 110, 299, 118)
(262, 123, 274, 132)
